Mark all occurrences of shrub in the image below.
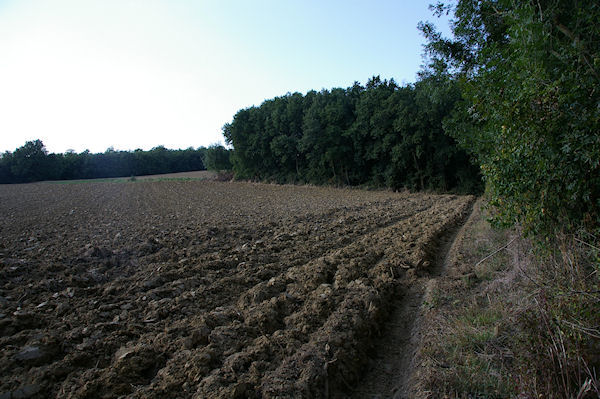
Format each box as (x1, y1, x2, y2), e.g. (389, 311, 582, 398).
(423, 0, 600, 236)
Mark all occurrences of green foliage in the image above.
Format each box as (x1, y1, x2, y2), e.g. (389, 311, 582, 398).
(0, 141, 207, 183)
(9, 140, 49, 182)
(223, 78, 482, 192)
(422, 0, 600, 235)
(421, 1, 600, 396)
(202, 144, 232, 171)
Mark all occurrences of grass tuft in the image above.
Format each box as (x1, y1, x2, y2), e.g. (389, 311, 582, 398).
(411, 199, 600, 398)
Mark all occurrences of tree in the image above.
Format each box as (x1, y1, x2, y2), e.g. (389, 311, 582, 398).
(10, 140, 49, 182)
(0, 141, 208, 183)
(223, 77, 481, 191)
(422, 0, 600, 234)
(0, 152, 15, 183)
(203, 144, 232, 171)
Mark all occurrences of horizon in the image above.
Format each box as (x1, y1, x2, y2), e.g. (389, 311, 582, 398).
(0, 1, 451, 154)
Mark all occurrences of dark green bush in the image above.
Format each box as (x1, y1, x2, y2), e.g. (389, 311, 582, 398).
(423, 0, 600, 235)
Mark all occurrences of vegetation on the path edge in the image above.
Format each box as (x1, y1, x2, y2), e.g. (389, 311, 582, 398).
(414, 1, 599, 397)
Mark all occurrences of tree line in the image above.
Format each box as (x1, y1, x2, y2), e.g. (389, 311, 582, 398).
(221, 0, 598, 235)
(420, 0, 599, 236)
(0, 140, 232, 184)
(223, 75, 482, 193)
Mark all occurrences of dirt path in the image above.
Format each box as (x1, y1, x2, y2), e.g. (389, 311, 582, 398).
(349, 201, 475, 399)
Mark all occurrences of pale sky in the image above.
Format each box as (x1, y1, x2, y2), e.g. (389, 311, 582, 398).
(0, 1, 450, 154)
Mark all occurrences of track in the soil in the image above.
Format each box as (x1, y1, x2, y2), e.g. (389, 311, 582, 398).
(347, 202, 474, 399)
(0, 180, 474, 399)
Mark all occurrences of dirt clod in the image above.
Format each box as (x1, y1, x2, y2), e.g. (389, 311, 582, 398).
(0, 180, 473, 398)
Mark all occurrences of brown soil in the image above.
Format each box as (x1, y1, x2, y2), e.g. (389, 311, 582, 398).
(0, 180, 473, 398)
(134, 170, 218, 180)
(348, 200, 473, 399)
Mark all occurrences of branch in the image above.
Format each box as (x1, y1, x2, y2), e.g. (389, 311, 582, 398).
(555, 22, 600, 81)
(474, 236, 517, 268)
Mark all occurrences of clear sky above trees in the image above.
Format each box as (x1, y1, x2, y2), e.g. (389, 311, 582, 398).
(0, 0, 450, 154)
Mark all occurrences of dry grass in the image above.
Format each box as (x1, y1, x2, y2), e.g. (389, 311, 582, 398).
(412, 199, 517, 398)
(513, 232, 600, 398)
(411, 199, 600, 398)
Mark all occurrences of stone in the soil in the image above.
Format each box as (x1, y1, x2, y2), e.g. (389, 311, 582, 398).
(0, 384, 41, 399)
(14, 346, 43, 362)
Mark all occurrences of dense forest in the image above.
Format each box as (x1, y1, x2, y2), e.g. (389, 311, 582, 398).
(223, 75, 482, 193)
(420, 0, 599, 236)
(0, 141, 232, 184)
(222, 0, 598, 236)
(2, 0, 597, 236)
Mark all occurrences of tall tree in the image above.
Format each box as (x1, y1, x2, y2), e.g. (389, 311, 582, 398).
(224, 78, 480, 192)
(421, 0, 600, 234)
(10, 140, 49, 182)
(203, 144, 232, 171)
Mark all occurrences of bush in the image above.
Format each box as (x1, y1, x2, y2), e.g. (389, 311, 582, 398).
(423, 0, 600, 236)
(202, 144, 232, 171)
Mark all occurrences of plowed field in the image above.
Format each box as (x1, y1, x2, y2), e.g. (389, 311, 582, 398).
(0, 180, 473, 398)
